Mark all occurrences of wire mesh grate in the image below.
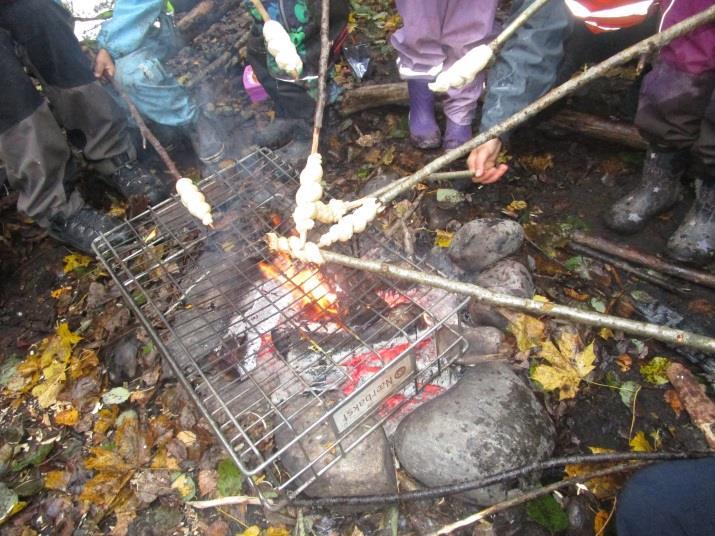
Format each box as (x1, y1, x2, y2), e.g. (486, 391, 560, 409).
(93, 148, 468, 501)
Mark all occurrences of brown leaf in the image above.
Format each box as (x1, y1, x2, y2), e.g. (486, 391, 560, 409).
(79, 470, 134, 508)
(198, 469, 218, 497)
(84, 448, 135, 474)
(54, 407, 80, 426)
(131, 469, 174, 504)
(667, 363, 715, 448)
(93, 407, 119, 444)
(664, 389, 683, 417)
(115, 412, 151, 467)
(688, 298, 715, 315)
(518, 153, 554, 174)
(564, 288, 590, 302)
(615, 354, 632, 373)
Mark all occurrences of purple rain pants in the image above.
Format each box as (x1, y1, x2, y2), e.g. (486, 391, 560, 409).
(391, 0, 499, 126)
(636, 0, 715, 176)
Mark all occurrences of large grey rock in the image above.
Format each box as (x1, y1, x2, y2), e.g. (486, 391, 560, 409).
(394, 363, 555, 505)
(275, 393, 397, 503)
(448, 218, 524, 272)
(468, 259, 535, 329)
(436, 325, 510, 364)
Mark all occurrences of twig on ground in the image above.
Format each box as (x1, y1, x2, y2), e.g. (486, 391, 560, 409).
(569, 243, 690, 295)
(571, 231, 715, 290)
(431, 463, 646, 535)
(667, 363, 715, 449)
(110, 79, 181, 183)
(187, 33, 250, 89)
(187, 495, 262, 509)
(341, 5, 715, 211)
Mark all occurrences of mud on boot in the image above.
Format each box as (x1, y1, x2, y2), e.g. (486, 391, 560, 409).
(603, 148, 687, 234)
(102, 161, 170, 206)
(407, 79, 441, 149)
(48, 206, 127, 254)
(667, 178, 715, 266)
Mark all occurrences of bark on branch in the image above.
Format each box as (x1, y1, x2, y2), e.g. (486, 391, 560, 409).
(310, 0, 330, 154)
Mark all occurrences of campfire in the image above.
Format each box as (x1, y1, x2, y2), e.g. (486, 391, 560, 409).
(93, 149, 469, 501)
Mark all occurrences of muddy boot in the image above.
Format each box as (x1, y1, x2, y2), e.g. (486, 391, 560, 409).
(276, 120, 312, 169)
(253, 118, 309, 149)
(443, 119, 472, 150)
(187, 112, 235, 177)
(48, 205, 126, 254)
(101, 156, 170, 205)
(408, 80, 440, 149)
(666, 178, 715, 266)
(603, 148, 687, 234)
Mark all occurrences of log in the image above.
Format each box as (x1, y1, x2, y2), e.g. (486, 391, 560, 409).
(338, 83, 647, 149)
(667, 362, 715, 449)
(543, 109, 647, 150)
(177, 0, 236, 43)
(572, 231, 715, 290)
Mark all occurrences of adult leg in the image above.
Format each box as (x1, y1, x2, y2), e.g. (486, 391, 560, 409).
(0, 0, 168, 204)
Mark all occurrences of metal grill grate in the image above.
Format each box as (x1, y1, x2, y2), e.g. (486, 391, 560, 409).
(93, 148, 468, 502)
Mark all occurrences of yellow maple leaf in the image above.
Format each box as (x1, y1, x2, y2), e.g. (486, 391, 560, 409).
(629, 431, 653, 452)
(63, 253, 93, 273)
(531, 333, 596, 400)
(55, 407, 79, 426)
(505, 312, 547, 353)
(505, 200, 528, 213)
(32, 360, 67, 408)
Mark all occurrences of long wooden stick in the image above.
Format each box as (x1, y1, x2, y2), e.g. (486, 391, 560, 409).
(431, 463, 647, 535)
(310, 0, 330, 155)
(249, 0, 270, 22)
(111, 79, 181, 183)
(312, 248, 715, 354)
(345, 5, 715, 210)
(572, 231, 715, 289)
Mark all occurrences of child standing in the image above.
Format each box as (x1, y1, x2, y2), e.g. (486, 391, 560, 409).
(391, 0, 499, 150)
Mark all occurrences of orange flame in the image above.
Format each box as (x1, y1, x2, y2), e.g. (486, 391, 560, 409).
(259, 255, 338, 319)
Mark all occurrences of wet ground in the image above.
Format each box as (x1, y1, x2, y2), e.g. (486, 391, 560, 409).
(1, 2, 714, 535)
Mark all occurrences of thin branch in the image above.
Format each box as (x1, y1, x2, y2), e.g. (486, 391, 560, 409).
(572, 231, 715, 290)
(188, 495, 262, 509)
(343, 5, 715, 210)
(110, 79, 181, 183)
(310, 0, 330, 155)
(315, 248, 715, 353)
(431, 463, 645, 535)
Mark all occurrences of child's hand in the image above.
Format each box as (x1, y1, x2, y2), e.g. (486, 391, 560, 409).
(468, 138, 508, 184)
(94, 49, 116, 80)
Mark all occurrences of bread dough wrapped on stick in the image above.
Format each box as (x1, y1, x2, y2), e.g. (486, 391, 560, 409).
(266, 232, 324, 265)
(263, 20, 303, 78)
(428, 44, 494, 93)
(292, 153, 348, 243)
(318, 197, 380, 247)
(176, 178, 214, 226)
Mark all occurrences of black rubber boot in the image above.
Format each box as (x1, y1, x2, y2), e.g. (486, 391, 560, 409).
(48, 206, 126, 254)
(101, 160, 171, 205)
(603, 148, 687, 234)
(666, 178, 715, 266)
(253, 118, 310, 149)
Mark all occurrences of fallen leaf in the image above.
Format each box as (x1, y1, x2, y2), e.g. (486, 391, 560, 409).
(84, 447, 134, 474)
(590, 297, 607, 313)
(629, 431, 653, 452)
(50, 286, 72, 299)
(355, 132, 382, 147)
(217, 458, 243, 497)
(434, 230, 453, 248)
(44, 470, 70, 491)
(519, 153, 554, 174)
(176, 430, 197, 447)
(54, 407, 79, 426)
(266, 528, 291, 536)
(593, 509, 611, 534)
(435, 188, 465, 204)
(171, 473, 196, 501)
(688, 298, 715, 315)
(63, 253, 93, 273)
(664, 389, 683, 417)
(505, 313, 546, 353)
(505, 199, 528, 213)
(239, 526, 261, 536)
(615, 354, 632, 373)
(619, 381, 640, 409)
(198, 469, 218, 497)
(640, 357, 670, 385)
(598, 327, 614, 340)
(531, 333, 596, 400)
(0, 483, 19, 525)
(102, 387, 131, 405)
(11, 443, 54, 472)
(564, 288, 590, 302)
(565, 452, 622, 499)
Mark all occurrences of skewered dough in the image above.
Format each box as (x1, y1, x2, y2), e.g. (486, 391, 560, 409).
(263, 20, 303, 77)
(429, 44, 494, 93)
(317, 197, 380, 247)
(176, 178, 213, 226)
(266, 232, 324, 265)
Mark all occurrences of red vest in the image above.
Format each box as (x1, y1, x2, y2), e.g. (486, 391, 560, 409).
(565, 0, 659, 33)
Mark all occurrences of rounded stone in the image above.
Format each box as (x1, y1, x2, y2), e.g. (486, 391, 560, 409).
(448, 218, 524, 272)
(393, 363, 555, 505)
(468, 259, 535, 329)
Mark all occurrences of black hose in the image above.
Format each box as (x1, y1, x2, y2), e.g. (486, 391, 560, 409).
(289, 451, 713, 507)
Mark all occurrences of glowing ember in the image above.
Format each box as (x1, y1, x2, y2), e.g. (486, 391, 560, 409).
(259, 255, 338, 319)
